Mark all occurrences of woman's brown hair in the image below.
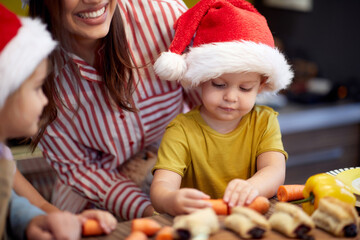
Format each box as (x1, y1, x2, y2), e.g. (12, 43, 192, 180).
(29, 0, 137, 149)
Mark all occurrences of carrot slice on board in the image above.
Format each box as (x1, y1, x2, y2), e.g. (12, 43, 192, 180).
(155, 226, 174, 240)
(125, 231, 148, 240)
(82, 219, 104, 236)
(246, 196, 270, 214)
(203, 199, 229, 215)
(277, 185, 305, 202)
(131, 218, 162, 236)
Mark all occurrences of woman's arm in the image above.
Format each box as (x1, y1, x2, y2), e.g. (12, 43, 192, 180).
(13, 169, 59, 213)
(150, 169, 211, 216)
(41, 132, 153, 220)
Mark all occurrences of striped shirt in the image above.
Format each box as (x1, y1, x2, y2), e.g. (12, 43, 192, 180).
(38, 0, 200, 220)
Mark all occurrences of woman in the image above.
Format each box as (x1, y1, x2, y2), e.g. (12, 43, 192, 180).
(28, 0, 200, 220)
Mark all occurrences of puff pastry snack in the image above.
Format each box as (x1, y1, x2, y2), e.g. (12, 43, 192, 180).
(224, 206, 270, 239)
(269, 202, 315, 239)
(311, 197, 359, 238)
(173, 208, 219, 240)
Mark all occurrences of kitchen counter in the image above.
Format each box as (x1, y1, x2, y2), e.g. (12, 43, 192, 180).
(276, 101, 360, 184)
(278, 102, 360, 134)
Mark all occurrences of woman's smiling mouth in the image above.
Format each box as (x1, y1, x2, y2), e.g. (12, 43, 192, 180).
(77, 5, 107, 19)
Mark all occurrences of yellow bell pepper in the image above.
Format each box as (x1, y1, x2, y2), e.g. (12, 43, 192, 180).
(298, 173, 356, 215)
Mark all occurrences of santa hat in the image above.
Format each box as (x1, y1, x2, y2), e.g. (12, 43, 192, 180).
(154, 0, 293, 93)
(0, 4, 57, 109)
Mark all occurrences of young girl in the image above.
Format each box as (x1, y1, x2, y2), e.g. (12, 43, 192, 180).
(151, 0, 293, 216)
(0, 4, 116, 239)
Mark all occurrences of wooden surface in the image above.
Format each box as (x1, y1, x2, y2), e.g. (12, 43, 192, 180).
(82, 198, 360, 240)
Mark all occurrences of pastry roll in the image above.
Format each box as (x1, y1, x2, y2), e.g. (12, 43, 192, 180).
(224, 206, 270, 239)
(173, 208, 219, 240)
(311, 197, 359, 237)
(269, 202, 315, 239)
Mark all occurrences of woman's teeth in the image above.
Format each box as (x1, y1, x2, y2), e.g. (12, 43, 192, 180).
(78, 7, 105, 19)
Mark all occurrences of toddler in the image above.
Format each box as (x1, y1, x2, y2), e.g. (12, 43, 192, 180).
(151, 0, 293, 216)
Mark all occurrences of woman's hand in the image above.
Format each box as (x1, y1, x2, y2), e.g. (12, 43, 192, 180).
(223, 179, 259, 208)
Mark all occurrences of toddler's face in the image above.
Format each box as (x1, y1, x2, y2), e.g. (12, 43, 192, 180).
(200, 72, 264, 123)
(0, 59, 49, 139)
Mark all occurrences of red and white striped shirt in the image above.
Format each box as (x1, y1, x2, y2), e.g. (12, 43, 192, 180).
(39, 0, 200, 220)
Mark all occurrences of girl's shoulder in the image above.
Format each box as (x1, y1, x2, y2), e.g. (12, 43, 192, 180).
(252, 105, 279, 117)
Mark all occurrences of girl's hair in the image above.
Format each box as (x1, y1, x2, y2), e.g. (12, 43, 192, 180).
(29, 0, 137, 149)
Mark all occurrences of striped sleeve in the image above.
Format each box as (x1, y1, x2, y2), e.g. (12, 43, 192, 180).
(40, 129, 150, 220)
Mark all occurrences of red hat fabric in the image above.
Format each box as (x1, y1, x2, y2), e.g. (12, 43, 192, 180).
(154, 0, 293, 93)
(0, 4, 57, 109)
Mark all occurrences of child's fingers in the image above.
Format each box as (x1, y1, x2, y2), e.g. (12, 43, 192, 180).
(245, 189, 259, 205)
(185, 198, 212, 209)
(223, 180, 240, 202)
(223, 181, 243, 207)
(183, 188, 210, 200)
(182, 205, 208, 214)
(228, 182, 254, 207)
(79, 210, 117, 233)
(175, 189, 213, 213)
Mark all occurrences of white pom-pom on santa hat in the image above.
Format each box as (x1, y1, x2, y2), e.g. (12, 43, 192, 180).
(0, 4, 57, 109)
(153, 51, 187, 82)
(154, 0, 293, 94)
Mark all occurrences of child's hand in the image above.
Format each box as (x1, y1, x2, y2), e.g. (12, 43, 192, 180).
(171, 188, 212, 215)
(223, 179, 259, 208)
(78, 209, 117, 234)
(27, 212, 81, 240)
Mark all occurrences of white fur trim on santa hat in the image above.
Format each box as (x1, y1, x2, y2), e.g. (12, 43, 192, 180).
(0, 17, 57, 109)
(183, 41, 293, 94)
(154, 51, 187, 82)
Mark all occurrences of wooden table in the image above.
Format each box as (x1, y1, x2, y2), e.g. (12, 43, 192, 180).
(83, 198, 360, 240)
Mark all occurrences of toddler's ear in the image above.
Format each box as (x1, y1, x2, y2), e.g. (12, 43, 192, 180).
(258, 76, 268, 93)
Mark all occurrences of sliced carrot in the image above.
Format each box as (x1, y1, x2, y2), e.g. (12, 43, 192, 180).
(125, 231, 148, 240)
(277, 185, 305, 202)
(155, 226, 174, 240)
(203, 199, 229, 215)
(82, 219, 104, 236)
(246, 196, 270, 214)
(131, 218, 161, 236)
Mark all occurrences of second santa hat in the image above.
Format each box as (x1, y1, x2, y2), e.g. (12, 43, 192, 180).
(0, 3, 57, 109)
(154, 0, 293, 93)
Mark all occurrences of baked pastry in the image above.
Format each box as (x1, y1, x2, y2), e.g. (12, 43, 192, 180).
(269, 202, 315, 239)
(224, 206, 270, 239)
(311, 197, 359, 237)
(173, 208, 219, 240)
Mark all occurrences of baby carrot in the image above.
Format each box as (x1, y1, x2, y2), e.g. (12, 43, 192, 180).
(82, 219, 104, 236)
(203, 199, 229, 215)
(131, 218, 162, 236)
(277, 185, 305, 202)
(155, 226, 174, 240)
(125, 231, 148, 240)
(246, 196, 270, 214)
